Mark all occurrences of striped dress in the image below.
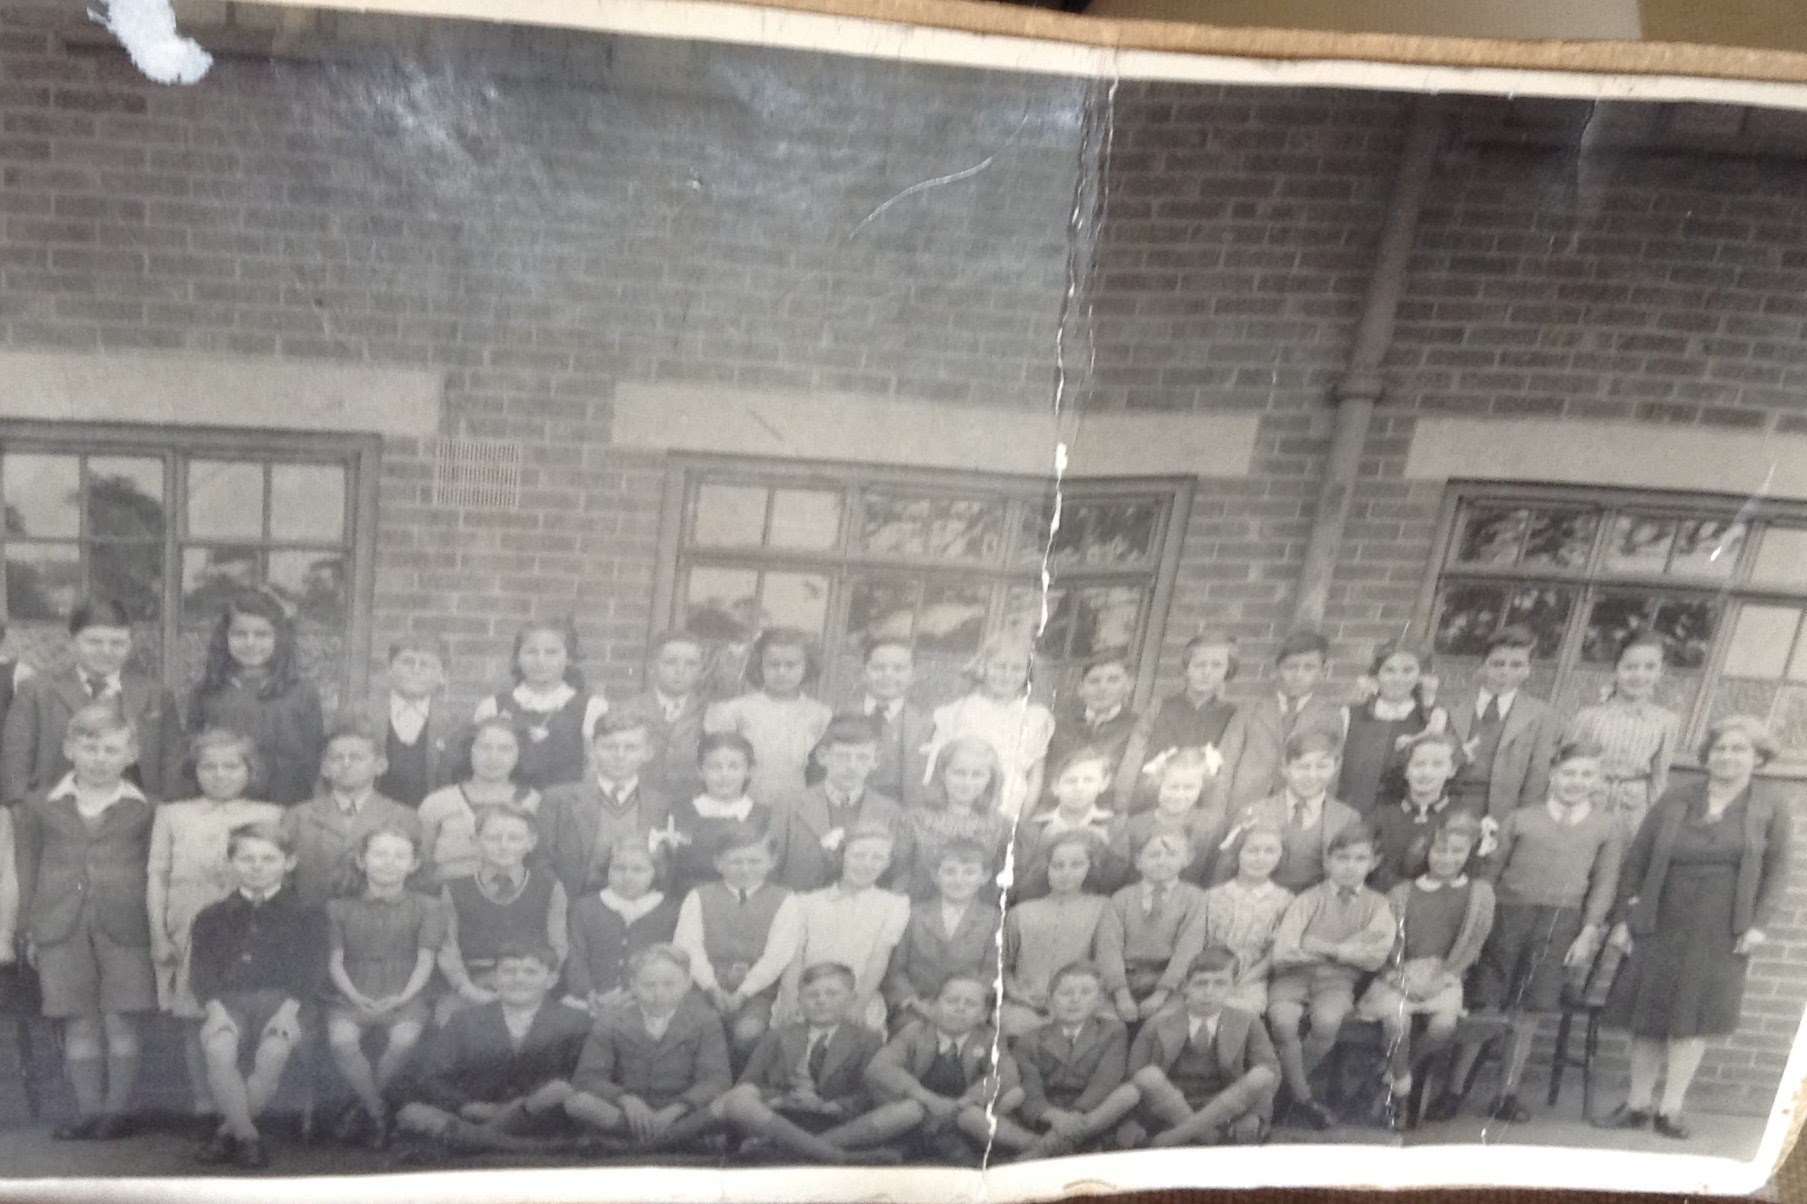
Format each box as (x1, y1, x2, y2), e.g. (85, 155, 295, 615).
(1199, 877, 1294, 1013)
(1567, 696, 1680, 836)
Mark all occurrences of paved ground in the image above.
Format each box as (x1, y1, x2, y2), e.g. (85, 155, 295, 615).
(0, 1090, 1763, 1179)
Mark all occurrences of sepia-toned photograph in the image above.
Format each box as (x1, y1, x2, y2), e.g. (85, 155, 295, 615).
(2, 0, 1807, 1194)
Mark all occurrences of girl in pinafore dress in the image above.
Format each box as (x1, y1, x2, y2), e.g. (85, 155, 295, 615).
(186, 591, 325, 806)
(927, 633, 1055, 821)
(900, 735, 1013, 902)
(147, 729, 282, 1116)
(1338, 640, 1447, 819)
(473, 620, 607, 793)
(1567, 633, 1680, 839)
(703, 627, 831, 806)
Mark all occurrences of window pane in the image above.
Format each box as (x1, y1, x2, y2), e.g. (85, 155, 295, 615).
(1723, 605, 1798, 680)
(1520, 509, 1598, 571)
(1708, 677, 1782, 736)
(188, 460, 265, 540)
(917, 582, 988, 657)
(1048, 500, 1160, 571)
(1003, 583, 1062, 648)
(1432, 583, 1506, 656)
(1668, 518, 1744, 579)
(181, 546, 260, 624)
(1070, 586, 1143, 659)
(1770, 686, 1807, 757)
(1580, 593, 1652, 663)
(683, 566, 759, 640)
(1603, 514, 1675, 574)
(270, 463, 346, 543)
(3, 454, 79, 538)
(767, 489, 840, 552)
(1453, 506, 1527, 567)
(5, 543, 81, 621)
(846, 576, 917, 647)
(760, 572, 829, 637)
(1651, 597, 1717, 669)
(1017, 498, 1055, 566)
(1751, 526, 1807, 590)
(86, 457, 164, 542)
(693, 484, 767, 547)
(1500, 585, 1575, 660)
(90, 542, 162, 622)
(862, 492, 1003, 562)
(268, 549, 346, 626)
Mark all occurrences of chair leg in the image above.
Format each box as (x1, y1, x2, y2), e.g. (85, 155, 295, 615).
(1581, 1012, 1600, 1120)
(16, 1016, 40, 1121)
(1547, 1010, 1573, 1107)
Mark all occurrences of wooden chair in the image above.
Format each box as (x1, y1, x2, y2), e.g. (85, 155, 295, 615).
(1545, 941, 1626, 1118)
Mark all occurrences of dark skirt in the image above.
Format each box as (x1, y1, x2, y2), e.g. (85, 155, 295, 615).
(1607, 861, 1747, 1038)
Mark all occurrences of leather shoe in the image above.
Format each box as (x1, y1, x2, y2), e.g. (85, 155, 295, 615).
(1654, 1113, 1692, 1140)
(51, 1116, 101, 1141)
(1422, 1092, 1462, 1123)
(1595, 1104, 1652, 1130)
(1487, 1094, 1531, 1124)
(234, 1136, 271, 1170)
(195, 1131, 236, 1166)
(91, 1114, 133, 1141)
(1295, 1100, 1337, 1131)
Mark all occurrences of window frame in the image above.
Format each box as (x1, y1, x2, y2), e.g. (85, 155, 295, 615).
(0, 419, 382, 705)
(1416, 479, 1807, 773)
(652, 453, 1194, 706)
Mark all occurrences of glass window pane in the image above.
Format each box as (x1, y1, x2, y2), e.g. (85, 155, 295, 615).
(917, 582, 988, 657)
(1003, 583, 1063, 649)
(1432, 583, 1506, 656)
(1651, 597, 1718, 669)
(188, 460, 265, 540)
(268, 549, 346, 626)
(863, 493, 931, 558)
(1018, 498, 1055, 566)
(1707, 677, 1782, 736)
(1603, 514, 1675, 574)
(767, 489, 840, 552)
(4, 543, 81, 621)
(1787, 632, 1807, 683)
(1669, 518, 1744, 579)
(846, 576, 917, 648)
(90, 542, 162, 622)
(181, 546, 260, 624)
(862, 492, 1003, 562)
(1580, 593, 1653, 664)
(1500, 585, 1576, 660)
(683, 566, 760, 640)
(1520, 509, 1598, 571)
(693, 484, 767, 547)
(270, 463, 346, 543)
(1723, 605, 1798, 680)
(1751, 526, 1807, 590)
(3, 454, 79, 538)
(1453, 507, 1527, 567)
(86, 457, 164, 541)
(1770, 686, 1807, 758)
(1048, 500, 1160, 571)
(760, 572, 829, 638)
(1070, 586, 1143, 659)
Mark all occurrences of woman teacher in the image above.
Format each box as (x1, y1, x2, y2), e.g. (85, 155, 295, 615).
(1597, 714, 1792, 1139)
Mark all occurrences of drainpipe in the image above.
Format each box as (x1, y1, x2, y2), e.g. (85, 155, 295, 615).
(1291, 97, 1449, 629)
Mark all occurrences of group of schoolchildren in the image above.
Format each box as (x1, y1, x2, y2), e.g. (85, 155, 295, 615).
(0, 587, 1683, 1169)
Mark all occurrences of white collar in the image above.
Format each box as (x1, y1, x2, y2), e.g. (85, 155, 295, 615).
(1141, 878, 1178, 902)
(640, 1007, 677, 1037)
(599, 888, 664, 925)
(1285, 791, 1326, 816)
(1278, 692, 1312, 713)
(1477, 688, 1516, 712)
(390, 691, 430, 712)
(1060, 1021, 1086, 1042)
(1034, 805, 1114, 831)
(332, 788, 373, 813)
(48, 773, 145, 806)
(1547, 798, 1592, 827)
(596, 775, 639, 800)
(1403, 796, 1448, 820)
(238, 885, 280, 905)
(1085, 703, 1124, 726)
(1372, 697, 1417, 721)
(822, 782, 863, 809)
(806, 1024, 838, 1043)
(1414, 873, 1469, 891)
(77, 669, 123, 691)
(653, 690, 689, 714)
(936, 1031, 967, 1055)
(693, 794, 753, 821)
(864, 695, 903, 718)
(512, 681, 576, 712)
(1187, 1012, 1219, 1039)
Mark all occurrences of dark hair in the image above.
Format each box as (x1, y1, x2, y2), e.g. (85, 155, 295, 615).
(1080, 650, 1133, 679)
(1190, 946, 1239, 977)
(1326, 821, 1377, 857)
(1181, 630, 1240, 683)
(799, 961, 857, 991)
(1402, 728, 1462, 765)
(387, 634, 449, 665)
(698, 730, 757, 769)
(934, 837, 990, 872)
(744, 627, 820, 691)
(68, 597, 134, 637)
(1048, 960, 1104, 994)
(323, 707, 384, 757)
(1275, 628, 1330, 663)
(1552, 737, 1606, 766)
(1282, 726, 1342, 762)
(712, 821, 773, 858)
(1485, 625, 1537, 657)
(816, 712, 882, 753)
(492, 941, 560, 972)
(935, 971, 994, 1007)
(510, 619, 586, 690)
(192, 591, 304, 708)
(862, 635, 913, 663)
(648, 630, 704, 658)
(473, 804, 538, 840)
(1368, 640, 1433, 697)
(358, 823, 420, 858)
(226, 820, 292, 859)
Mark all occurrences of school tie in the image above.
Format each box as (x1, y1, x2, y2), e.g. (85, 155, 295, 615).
(1190, 1020, 1213, 1054)
(806, 1032, 829, 1082)
(83, 672, 107, 700)
(736, 887, 750, 906)
(1292, 798, 1309, 829)
(1478, 694, 1501, 728)
(1145, 883, 1168, 918)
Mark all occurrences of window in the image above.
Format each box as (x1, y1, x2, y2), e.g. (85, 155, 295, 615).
(657, 460, 1192, 705)
(0, 423, 379, 714)
(1424, 483, 1807, 764)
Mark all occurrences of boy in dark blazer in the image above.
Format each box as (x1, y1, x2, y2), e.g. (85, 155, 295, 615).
(1006, 961, 1139, 1158)
(372, 636, 462, 808)
(629, 632, 709, 806)
(1209, 630, 1343, 818)
(1, 599, 183, 805)
(772, 714, 909, 893)
(849, 638, 934, 810)
(1044, 653, 1142, 810)
(396, 942, 591, 1156)
(539, 713, 671, 897)
(883, 841, 1002, 1032)
(715, 961, 885, 1162)
(279, 723, 420, 909)
(1126, 948, 1279, 1148)
(859, 972, 1022, 1161)
(1445, 626, 1561, 822)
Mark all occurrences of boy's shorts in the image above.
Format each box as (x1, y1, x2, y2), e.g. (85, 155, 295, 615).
(1267, 965, 1358, 1014)
(1356, 977, 1463, 1022)
(38, 924, 156, 1019)
(327, 995, 431, 1031)
(1470, 903, 1584, 1014)
(1123, 960, 1170, 1000)
(205, 989, 313, 1061)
